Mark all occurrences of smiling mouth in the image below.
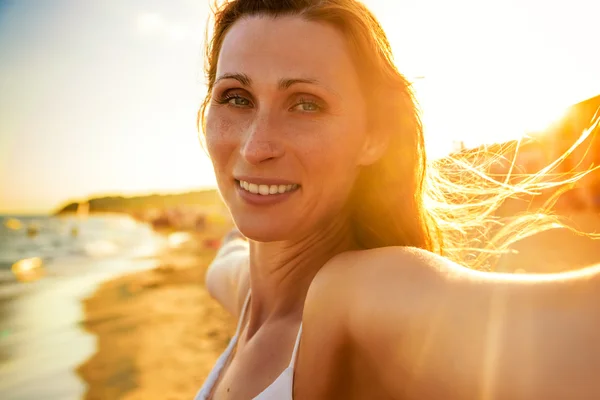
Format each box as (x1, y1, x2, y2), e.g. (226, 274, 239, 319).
(236, 180, 300, 195)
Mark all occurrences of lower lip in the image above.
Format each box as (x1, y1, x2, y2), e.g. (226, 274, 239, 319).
(235, 184, 298, 206)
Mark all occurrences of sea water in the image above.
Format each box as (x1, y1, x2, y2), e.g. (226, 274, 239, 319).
(0, 214, 167, 400)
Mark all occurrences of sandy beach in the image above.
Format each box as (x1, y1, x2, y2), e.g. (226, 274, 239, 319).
(76, 229, 235, 400)
(75, 211, 600, 400)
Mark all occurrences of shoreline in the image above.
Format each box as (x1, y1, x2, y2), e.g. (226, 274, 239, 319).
(0, 255, 162, 399)
(76, 230, 235, 400)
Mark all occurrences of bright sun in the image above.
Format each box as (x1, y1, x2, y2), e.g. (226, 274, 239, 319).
(367, 0, 599, 155)
(414, 79, 574, 157)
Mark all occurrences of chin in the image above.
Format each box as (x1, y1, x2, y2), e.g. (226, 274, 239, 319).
(232, 214, 294, 242)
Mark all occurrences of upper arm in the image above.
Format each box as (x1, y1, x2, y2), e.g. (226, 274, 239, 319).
(205, 237, 250, 318)
(343, 247, 600, 399)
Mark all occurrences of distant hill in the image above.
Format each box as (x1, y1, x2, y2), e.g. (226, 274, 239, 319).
(54, 189, 224, 215)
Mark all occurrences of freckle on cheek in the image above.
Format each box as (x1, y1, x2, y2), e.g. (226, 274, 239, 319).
(218, 118, 233, 134)
(207, 117, 232, 142)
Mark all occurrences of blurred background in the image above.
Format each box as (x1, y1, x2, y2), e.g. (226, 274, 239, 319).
(0, 0, 599, 399)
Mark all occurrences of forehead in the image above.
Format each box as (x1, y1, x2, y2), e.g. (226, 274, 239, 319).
(217, 15, 361, 91)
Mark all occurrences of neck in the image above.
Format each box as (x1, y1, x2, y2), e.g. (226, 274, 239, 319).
(246, 216, 357, 334)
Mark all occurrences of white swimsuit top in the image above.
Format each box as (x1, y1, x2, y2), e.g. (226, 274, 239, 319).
(194, 291, 302, 400)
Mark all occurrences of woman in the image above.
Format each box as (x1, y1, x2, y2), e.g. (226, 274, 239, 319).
(195, 0, 600, 399)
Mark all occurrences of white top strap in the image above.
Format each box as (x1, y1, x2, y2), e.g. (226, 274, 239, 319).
(194, 291, 252, 400)
(234, 290, 252, 338)
(288, 323, 303, 369)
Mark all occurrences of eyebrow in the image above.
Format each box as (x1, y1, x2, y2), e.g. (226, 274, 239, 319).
(215, 73, 252, 86)
(214, 73, 321, 91)
(278, 78, 320, 90)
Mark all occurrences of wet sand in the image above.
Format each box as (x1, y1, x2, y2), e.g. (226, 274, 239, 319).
(76, 211, 600, 400)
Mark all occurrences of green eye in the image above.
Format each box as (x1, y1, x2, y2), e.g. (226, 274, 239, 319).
(300, 102, 319, 111)
(216, 91, 252, 107)
(292, 100, 322, 112)
(229, 96, 250, 107)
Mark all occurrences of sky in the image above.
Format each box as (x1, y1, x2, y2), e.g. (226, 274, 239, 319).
(0, 0, 599, 214)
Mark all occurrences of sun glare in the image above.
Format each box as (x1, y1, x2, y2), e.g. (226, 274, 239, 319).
(520, 104, 569, 134)
(415, 80, 576, 156)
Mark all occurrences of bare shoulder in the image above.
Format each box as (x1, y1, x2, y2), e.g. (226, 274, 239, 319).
(318, 245, 538, 295)
(313, 246, 455, 298)
(297, 248, 427, 398)
(300, 248, 436, 354)
(308, 247, 600, 399)
(323, 245, 458, 276)
(305, 246, 454, 340)
(298, 247, 455, 397)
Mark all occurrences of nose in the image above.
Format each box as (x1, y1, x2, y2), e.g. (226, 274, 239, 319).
(240, 113, 285, 165)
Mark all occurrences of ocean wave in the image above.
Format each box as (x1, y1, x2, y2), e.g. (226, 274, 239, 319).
(0, 215, 165, 277)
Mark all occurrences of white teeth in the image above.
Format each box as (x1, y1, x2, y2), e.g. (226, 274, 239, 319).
(258, 185, 269, 195)
(238, 180, 298, 196)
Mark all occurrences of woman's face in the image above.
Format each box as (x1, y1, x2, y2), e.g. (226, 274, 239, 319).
(206, 16, 379, 241)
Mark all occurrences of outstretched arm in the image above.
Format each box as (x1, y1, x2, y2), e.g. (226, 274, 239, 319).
(330, 247, 600, 400)
(205, 227, 250, 318)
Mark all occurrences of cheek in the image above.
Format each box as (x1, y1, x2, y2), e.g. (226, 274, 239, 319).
(294, 119, 365, 207)
(205, 109, 239, 170)
(301, 119, 366, 174)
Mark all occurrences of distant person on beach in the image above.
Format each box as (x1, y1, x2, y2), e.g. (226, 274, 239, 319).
(195, 1, 600, 399)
